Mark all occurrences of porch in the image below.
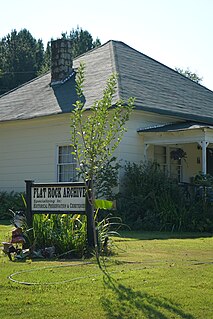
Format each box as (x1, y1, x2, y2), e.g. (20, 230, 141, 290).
(137, 121, 213, 183)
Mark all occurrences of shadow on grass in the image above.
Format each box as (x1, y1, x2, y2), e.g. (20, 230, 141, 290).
(119, 230, 213, 241)
(101, 271, 195, 319)
(0, 220, 11, 226)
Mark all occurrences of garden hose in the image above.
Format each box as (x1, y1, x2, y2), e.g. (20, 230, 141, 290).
(7, 258, 213, 286)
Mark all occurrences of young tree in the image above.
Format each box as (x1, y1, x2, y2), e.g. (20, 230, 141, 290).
(175, 67, 203, 83)
(71, 62, 134, 191)
(70, 62, 134, 247)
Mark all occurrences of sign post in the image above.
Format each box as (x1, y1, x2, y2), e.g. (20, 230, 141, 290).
(85, 180, 97, 249)
(25, 180, 96, 249)
(25, 180, 34, 228)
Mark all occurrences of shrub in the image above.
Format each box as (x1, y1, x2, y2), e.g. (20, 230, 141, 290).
(0, 191, 25, 220)
(118, 162, 213, 232)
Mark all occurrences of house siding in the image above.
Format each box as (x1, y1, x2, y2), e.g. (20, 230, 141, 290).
(183, 143, 201, 181)
(0, 109, 178, 193)
(117, 110, 179, 164)
(0, 109, 206, 192)
(0, 114, 71, 192)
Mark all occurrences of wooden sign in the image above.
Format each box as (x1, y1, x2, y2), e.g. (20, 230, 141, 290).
(25, 181, 85, 214)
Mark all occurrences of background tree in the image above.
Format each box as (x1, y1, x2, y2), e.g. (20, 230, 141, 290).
(37, 41, 51, 75)
(61, 26, 101, 58)
(175, 67, 203, 83)
(0, 29, 45, 94)
(38, 28, 101, 75)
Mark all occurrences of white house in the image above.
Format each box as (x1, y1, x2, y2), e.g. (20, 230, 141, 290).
(1, 39, 213, 192)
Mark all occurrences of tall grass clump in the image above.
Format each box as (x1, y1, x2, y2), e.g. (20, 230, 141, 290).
(33, 214, 87, 258)
(32, 210, 120, 258)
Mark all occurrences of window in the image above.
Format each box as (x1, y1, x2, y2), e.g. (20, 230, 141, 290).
(154, 145, 167, 174)
(154, 145, 183, 182)
(170, 147, 182, 182)
(57, 146, 77, 182)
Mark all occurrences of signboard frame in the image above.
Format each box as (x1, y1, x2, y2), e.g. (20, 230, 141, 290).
(25, 180, 96, 248)
(30, 181, 86, 214)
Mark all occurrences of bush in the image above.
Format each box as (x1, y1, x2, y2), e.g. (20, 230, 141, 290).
(118, 162, 213, 232)
(0, 191, 25, 220)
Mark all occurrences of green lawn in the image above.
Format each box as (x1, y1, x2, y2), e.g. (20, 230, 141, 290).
(0, 222, 212, 319)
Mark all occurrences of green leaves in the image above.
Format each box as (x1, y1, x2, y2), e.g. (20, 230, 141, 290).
(70, 62, 135, 189)
(75, 62, 85, 98)
(94, 199, 113, 210)
(62, 27, 101, 58)
(33, 214, 87, 257)
(175, 67, 203, 83)
(0, 29, 45, 94)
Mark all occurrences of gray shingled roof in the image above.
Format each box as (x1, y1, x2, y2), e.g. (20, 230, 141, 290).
(137, 121, 213, 133)
(0, 40, 213, 123)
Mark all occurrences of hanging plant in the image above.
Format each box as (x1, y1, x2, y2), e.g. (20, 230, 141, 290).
(170, 148, 187, 161)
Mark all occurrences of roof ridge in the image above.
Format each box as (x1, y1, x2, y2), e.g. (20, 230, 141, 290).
(1, 39, 213, 124)
(110, 41, 121, 100)
(73, 40, 113, 61)
(112, 41, 213, 93)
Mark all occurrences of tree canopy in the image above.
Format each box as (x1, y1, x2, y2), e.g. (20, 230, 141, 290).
(61, 26, 101, 58)
(175, 67, 203, 84)
(0, 29, 45, 95)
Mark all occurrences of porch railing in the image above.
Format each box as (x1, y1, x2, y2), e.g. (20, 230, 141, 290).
(178, 182, 213, 203)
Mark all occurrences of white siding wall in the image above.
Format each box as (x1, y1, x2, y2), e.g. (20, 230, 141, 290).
(116, 110, 179, 182)
(0, 114, 71, 192)
(116, 110, 178, 164)
(181, 143, 201, 182)
(1, 109, 203, 192)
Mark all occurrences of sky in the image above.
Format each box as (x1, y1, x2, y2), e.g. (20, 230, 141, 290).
(1, 0, 213, 90)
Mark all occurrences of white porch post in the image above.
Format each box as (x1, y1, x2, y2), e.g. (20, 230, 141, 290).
(166, 146, 170, 177)
(144, 144, 149, 161)
(199, 141, 209, 174)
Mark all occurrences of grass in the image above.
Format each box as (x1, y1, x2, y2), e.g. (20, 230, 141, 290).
(0, 222, 212, 319)
(0, 220, 11, 242)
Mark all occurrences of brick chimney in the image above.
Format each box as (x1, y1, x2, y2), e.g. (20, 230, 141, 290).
(51, 39, 73, 85)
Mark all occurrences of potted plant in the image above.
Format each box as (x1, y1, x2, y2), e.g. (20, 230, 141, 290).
(170, 148, 187, 161)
